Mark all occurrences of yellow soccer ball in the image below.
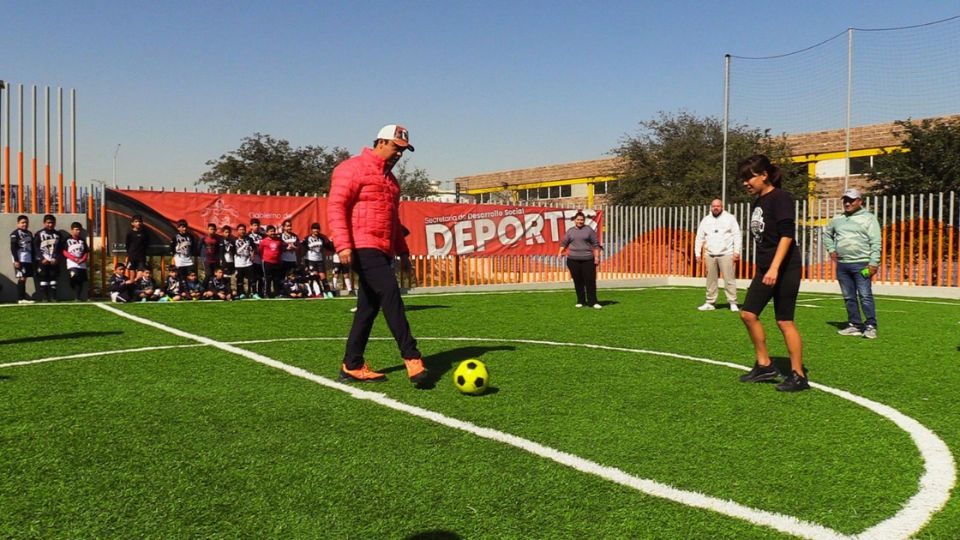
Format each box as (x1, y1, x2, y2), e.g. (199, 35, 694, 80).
(453, 359, 489, 395)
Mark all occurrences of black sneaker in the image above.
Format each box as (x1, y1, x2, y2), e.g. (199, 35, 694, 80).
(776, 370, 810, 392)
(738, 362, 779, 383)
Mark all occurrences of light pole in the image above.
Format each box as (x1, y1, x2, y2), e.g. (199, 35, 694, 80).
(112, 143, 120, 187)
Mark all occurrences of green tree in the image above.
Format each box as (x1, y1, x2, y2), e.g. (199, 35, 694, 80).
(394, 159, 438, 199)
(198, 133, 351, 194)
(610, 111, 809, 206)
(869, 118, 960, 195)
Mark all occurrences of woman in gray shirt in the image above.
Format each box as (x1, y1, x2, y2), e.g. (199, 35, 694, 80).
(558, 211, 603, 308)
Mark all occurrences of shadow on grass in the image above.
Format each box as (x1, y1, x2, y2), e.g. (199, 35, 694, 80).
(596, 300, 619, 307)
(770, 356, 809, 378)
(0, 331, 123, 347)
(405, 530, 462, 540)
(384, 344, 516, 390)
(826, 321, 852, 330)
(405, 305, 450, 312)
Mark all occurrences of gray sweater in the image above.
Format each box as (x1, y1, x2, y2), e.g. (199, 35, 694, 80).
(561, 225, 601, 261)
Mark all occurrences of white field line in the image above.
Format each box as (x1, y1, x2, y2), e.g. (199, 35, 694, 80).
(797, 294, 960, 307)
(0, 344, 204, 368)
(20, 305, 944, 540)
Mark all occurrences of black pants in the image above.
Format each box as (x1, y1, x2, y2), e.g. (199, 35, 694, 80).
(36, 263, 60, 300)
(68, 268, 87, 299)
(263, 263, 282, 298)
(249, 263, 264, 295)
(566, 258, 598, 305)
(235, 265, 255, 295)
(344, 249, 420, 369)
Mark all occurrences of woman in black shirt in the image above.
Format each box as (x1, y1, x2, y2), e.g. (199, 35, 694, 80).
(736, 155, 809, 392)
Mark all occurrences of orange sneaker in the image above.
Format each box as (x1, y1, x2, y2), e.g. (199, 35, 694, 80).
(338, 363, 387, 383)
(404, 358, 429, 384)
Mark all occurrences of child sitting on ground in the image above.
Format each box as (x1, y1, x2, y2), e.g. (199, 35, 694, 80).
(133, 266, 162, 302)
(109, 263, 133, 303)
(162, 267, 185, 302)
(203, 266, 234, 301)
(182, 270, 204, 301)
(281, 268, 307, 298)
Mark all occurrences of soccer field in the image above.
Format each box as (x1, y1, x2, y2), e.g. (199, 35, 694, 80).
(1, 287, 958, 539)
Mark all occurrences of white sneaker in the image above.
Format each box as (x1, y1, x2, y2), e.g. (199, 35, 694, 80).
(862, 326, 877, 339)
(574, 303, 583, 308)
(697, 303, 715, 311)
(837, 325, 863, 337)
(729, 304, 739, 312)
(592, 304, 602, 309)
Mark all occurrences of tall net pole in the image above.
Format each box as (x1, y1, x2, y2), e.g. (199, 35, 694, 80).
(722, 54, 730, 206)
(845, 28, 853, 191)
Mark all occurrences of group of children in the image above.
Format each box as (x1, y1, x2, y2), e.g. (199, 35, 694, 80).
(8, 214, 90, 303)
(110, 215, 355, 303)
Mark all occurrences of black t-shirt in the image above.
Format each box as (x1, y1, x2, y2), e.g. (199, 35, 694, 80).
(749, 188, 800, 270)
(126, 228, 150, 261)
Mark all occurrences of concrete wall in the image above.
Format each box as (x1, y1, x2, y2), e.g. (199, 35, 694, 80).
(1, 213, 89, 303)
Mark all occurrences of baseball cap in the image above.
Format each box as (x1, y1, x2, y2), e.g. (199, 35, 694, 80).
(842, 188, 862, 200)
(376, 124, 414, 152)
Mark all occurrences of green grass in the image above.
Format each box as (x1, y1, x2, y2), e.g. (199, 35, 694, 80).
(1, 287, 958, 538)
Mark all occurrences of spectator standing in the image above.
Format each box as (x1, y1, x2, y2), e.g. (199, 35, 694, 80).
(170, 219, 198, 280)
(233, 223, 256, 299)
(823, 188, 881, 339)
(280, 219, 301, 278)
(125, 214, 151, 279)
(247, 219, 265, 299)
(259, 225, 283, 298)
(558, 211, 603, 309)
(327, 123, 428, 385)
(10, 214, 36, 304)
(694, 199, 742, 312)
(220, 225, 236, 277)
(304, 222, 335, 298)
(63, 222, 90, 301)
(201, 223, 223, 279)
(34, 214, 64, 302)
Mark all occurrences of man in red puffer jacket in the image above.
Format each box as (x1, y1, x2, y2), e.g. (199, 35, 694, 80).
(327, 124, 428, 386)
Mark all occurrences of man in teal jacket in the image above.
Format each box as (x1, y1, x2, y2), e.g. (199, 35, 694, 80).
(823, 188, 881, 339)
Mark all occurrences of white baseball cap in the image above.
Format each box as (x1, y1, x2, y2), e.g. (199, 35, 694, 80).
(842, 188, 862, 200)
(376, 124, 414, 152)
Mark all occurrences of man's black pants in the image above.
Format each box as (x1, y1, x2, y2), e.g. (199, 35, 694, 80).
(344, 249, 420, 369)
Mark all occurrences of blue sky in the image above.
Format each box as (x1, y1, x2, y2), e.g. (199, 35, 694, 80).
(1, 1, 958, 191)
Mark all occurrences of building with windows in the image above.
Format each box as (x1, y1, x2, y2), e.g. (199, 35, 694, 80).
(455, 116, 957, 206)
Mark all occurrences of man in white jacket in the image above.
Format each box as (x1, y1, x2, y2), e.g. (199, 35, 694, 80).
(694, 199, 742, 311)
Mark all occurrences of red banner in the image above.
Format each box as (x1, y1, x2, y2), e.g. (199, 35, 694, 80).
(107, 189, 601, 257)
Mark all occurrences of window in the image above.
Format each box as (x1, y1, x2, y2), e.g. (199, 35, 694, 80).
(560, 185, 571, 197)
(849, 156, 873, 175)
(594, 181, 607, 195)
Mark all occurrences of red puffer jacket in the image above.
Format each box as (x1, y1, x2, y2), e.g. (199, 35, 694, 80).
(327, 147, 409, 257)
